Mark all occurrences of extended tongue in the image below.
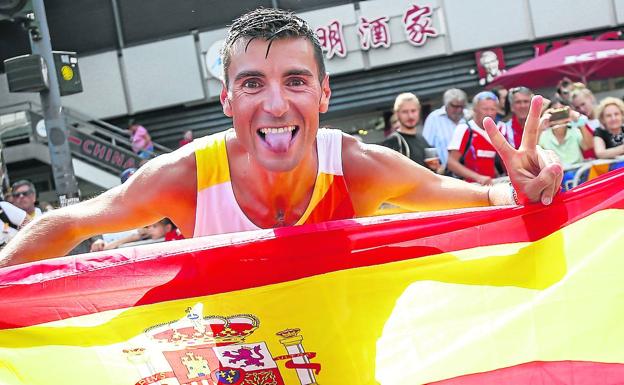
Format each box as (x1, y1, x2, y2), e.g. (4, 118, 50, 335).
(264, 130, 293, 152)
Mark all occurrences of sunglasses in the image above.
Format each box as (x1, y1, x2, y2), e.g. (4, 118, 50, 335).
(448, 102, 465, 109)
(510, 86, 531, 95)
(12, 190, 34, 198)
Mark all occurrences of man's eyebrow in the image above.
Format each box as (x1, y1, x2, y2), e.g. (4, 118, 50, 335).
(284, 69, 315, 77)
(233, 70, 265, 82)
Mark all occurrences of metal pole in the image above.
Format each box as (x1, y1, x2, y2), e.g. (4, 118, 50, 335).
(28, 0, 80, 205)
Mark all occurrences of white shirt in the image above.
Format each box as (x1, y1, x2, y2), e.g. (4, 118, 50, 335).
(0, 201, 27, 245)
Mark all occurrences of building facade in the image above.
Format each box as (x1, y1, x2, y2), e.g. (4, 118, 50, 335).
(1, 0, 623, 199)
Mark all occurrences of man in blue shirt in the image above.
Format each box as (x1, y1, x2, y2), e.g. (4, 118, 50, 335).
(423, 88, 467, 167)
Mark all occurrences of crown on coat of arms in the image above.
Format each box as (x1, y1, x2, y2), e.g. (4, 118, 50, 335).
(144, 304, 259, 347)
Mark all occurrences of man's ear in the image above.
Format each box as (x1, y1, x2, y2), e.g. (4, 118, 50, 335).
(319, 74, 331, 113)
(220, 82, 233, 117)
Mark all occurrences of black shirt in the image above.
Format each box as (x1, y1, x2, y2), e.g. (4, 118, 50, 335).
(594, 126, 624, 149)
(381, 131, 431, 167)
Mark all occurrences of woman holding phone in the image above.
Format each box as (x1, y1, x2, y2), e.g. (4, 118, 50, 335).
(538, 95, 594, 167)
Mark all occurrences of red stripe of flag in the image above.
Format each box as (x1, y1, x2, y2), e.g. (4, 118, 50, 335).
(0, 169, 622, 329)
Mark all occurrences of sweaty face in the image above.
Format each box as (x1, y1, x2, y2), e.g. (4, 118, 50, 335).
(473, 99, 498, 128)
(572, 95, 595, 118)
(396, 101, 420, 130)
(511, 93, 531, 120)
(222, 37, 330, 172)
(601, 105, 623, 132)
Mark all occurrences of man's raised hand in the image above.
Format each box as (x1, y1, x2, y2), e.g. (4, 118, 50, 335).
(484, 95, 563, 205)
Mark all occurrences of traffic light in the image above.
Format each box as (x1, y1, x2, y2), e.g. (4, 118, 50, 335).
(52, 51, 83, 96)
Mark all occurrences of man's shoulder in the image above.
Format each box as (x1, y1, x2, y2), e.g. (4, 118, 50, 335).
(455, 121, 470, 133)
(343, 134, 391, 162)
(120, 147, 197, 221)
(342, 134, 407, 184)
(431, 106, 447, 116)
(143, 144, 197, 179)
(424, 106, 447, 122)
(194, 129, 231, 148)
(380, 131, 401, 146)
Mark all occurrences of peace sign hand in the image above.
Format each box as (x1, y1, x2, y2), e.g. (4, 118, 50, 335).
(484, 95, 563, 205)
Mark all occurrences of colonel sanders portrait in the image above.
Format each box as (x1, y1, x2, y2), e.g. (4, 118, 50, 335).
(477, 49, 506, 86)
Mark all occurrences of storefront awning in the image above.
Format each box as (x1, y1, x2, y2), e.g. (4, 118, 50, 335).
(488, 39, 624, 89)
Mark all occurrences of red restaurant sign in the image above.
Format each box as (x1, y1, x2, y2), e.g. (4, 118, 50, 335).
(533, 30, 621, 57)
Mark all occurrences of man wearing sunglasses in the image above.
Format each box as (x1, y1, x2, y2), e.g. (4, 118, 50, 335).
(10, 180, 41, 220)
(423, 88, 468, 168)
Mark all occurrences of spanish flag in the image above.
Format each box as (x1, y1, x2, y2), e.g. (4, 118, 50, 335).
(1, 169, 623, 385)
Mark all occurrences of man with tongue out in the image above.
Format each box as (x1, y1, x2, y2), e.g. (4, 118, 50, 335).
(1, 8, 563, 267)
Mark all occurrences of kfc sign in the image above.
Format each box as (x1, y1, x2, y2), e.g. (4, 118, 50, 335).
(564, 48, 624, 64)
(315, 3, 440, 59)
(533, 30, 621, 57)
(475, 48, 506, 86)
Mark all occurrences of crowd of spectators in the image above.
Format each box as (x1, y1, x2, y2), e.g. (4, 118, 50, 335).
(0, 120, 196, 251)
(3, 74, 623, 252)
(1, 170, 185, 252)
(382, 77, 624, 185)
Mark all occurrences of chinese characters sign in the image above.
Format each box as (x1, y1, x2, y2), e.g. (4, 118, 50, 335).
(358, 16, 391, 50)
(316, 3, 440, 59)
(403, 5, 438, 46)
(316, 20, 347, 59)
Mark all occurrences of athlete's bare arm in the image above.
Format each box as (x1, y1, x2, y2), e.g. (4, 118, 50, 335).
(343, 137, 495, 216)
(0, 145, 197, 267)
(344, 95, 563, 213)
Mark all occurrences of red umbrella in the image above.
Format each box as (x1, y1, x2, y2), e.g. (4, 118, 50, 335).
(488, 39, 624, 89)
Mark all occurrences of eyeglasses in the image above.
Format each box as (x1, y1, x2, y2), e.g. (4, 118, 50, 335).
(12, 190, 34, 198)
(448, 102, 465, 109)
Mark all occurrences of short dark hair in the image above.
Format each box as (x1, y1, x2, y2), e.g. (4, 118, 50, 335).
(222, 8, 326, 87)
(159, 217, 177, 229)
(11, 179, 36, 195)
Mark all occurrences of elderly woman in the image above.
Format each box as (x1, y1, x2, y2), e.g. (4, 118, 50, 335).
(593, 97, 624, 159)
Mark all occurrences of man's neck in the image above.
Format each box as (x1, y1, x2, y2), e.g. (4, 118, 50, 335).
(227, 135, 318, 228)
(397, 126, 417, 135)
(470, 118, 485, 130)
